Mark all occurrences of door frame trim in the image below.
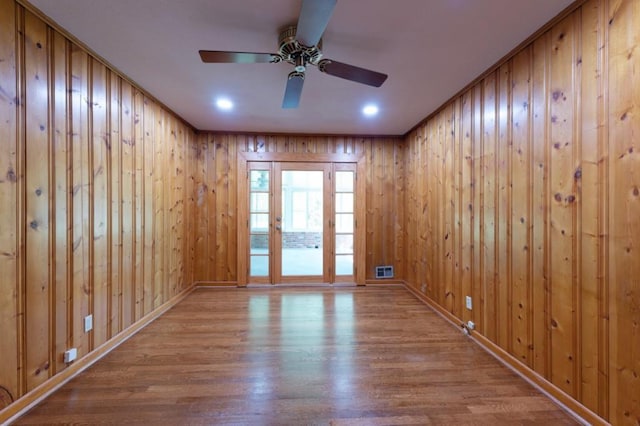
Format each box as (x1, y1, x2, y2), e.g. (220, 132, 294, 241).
(237, 150, 366, 287)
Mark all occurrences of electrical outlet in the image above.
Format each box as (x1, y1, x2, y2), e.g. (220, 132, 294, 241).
(465, 296, 473, 310)
(84, 314, 93, 332)
(63, 348, 78, 363)
(421, 284, 427, 292)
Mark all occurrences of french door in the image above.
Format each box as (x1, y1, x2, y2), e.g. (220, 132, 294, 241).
(247, 161, 357, 284)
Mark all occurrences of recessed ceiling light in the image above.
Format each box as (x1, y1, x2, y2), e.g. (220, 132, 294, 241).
(216, 98, 234, 111)
(362, 104, 379, 117)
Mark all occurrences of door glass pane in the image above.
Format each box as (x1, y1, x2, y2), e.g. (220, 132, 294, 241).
(335, 213, 354, 233)
(336, 255, 353, 275)
(250, 193, 269, 212)
(281, 170, 323, 276)
(336, 234, 353, 254)
(336, 193, 353, 213)
(250, 255, 269, 276)
(250, 170, 269, 191)
(250, 213, 269, 232)
(250, 234, 269, 255)
(335, 171, 354, 192)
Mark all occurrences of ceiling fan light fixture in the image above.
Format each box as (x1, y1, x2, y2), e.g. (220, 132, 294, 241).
(294, 55, 306, 73)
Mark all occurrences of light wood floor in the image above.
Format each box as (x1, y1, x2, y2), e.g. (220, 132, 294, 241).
(15, 286, 577, 425)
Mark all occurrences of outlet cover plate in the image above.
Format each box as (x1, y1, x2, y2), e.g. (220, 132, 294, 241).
(465, 296, 473, 310)
(63, 348, 78, 363)
(84, 314, 93, 332)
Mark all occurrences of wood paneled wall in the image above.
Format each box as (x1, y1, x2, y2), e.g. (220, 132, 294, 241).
(0, 0, 196, 412)
(191, 133, 404, 283)
(403, 0, 638, 423)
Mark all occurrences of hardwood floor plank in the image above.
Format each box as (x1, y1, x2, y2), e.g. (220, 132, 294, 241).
(15, 287, 577, 425)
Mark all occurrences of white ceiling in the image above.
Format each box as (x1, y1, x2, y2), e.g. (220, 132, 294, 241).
(29, 0, 574, 136)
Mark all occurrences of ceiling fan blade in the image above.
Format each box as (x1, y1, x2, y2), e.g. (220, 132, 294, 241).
(296, 0, 337, 46)
(319, 59, 388, 87)
(282, 72, 305, 108)
(199, 50, 277, 63)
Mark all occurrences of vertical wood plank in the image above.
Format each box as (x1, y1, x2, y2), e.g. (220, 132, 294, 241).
(596, 0, 609, 418)
(0, 0, 19, 405)
(235, 148, 248, 287)
(91, 58, 108, 348)
(194, 135, 208, 283)
(403, 133, 415, 287)
(51, 30, 69, 375)
(182, 126, 195, 289)
(168, 114, 178, 294)
(418, 128, 426, 291)
(227, 134, 237, 282)
(425, 122, 436, 297)
(531, 31, 551, 380)
(24, 10, 50, 390)
(608, 0, 640, 422)
(15, 3, 27, 398)
(577, 0, 602, 413)
(109, 70, 121, 338)
(452, 100, 462, 318)
(482, 73, 498, 340)
(132, 89, 144, 321)
(433, 120, 441, 298)
(394, 139, 405, 281)
(443, 107, 455, 313)
(436, 117, 445, 303)
(216, 135, 229, 280)
(70, 42, 90, 358)
(496, 62, 511, 351)
(472, 83, 483, 331)
(460, 90, 473, 325)
(383, 140, 393, 273)
(387, 140, 397, 277)
(153, 108, 165, 308)
(120, 80, 134, 329)
(142, 97, 154, 315)
(367, 140, 382, 275)
(355, 152, 367, 286)
(177, 117, 186, 291)
(549, 14, 578, 397)
(207, 134, 217, 281)
(405, 133, 414, 287)
(511, 47, 533, 366)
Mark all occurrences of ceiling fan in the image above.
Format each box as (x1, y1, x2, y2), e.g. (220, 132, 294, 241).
(199, 0, 388, 108)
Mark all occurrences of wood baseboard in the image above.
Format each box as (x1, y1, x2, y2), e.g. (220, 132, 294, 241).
(194, 281, 239, 287)
(0, 286, 195, 425)
(364, 279, 405, 285)
(402, 283, 609, 426)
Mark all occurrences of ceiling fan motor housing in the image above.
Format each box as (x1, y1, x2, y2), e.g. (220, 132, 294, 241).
(278, 25, 323, 70)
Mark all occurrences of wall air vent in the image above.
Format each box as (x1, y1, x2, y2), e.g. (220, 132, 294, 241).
(375, 265, 394, 279)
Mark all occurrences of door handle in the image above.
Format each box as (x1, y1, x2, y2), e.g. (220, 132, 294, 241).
(276, 216, 281, 222)
(275, 225, 281, 231)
